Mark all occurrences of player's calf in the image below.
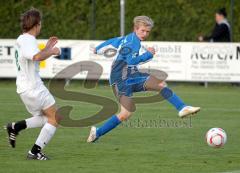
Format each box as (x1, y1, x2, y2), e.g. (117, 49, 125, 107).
(160, 87, 201, 117)
(87, 107, 133, 143)
(27, 106, 57, 160)
(145, 76, 200, 117)
(87, 114, 122, 143)
(87, 94, 135, 143)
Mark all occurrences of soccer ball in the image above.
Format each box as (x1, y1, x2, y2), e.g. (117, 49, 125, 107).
(205, 128, 227, 148)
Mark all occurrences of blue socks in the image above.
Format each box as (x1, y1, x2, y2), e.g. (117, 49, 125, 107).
(95, 88, 185, 140)
(96, 115, 121, 138)
(160, 87, 186, 111)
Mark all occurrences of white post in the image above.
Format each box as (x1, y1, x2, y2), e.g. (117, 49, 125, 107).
(120, 0, 125, 36)
(204, 81, 208, 88)
(65, 79, 70, 86)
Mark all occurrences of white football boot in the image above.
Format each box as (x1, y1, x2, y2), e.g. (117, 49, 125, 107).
(178, 106, 201, 118)
(87, 126, 98, 143)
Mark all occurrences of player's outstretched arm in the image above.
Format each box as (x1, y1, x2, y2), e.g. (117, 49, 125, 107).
(124, 45, 155, 65)
(95, 37, 122, 55)
(33, 37, 61, 61)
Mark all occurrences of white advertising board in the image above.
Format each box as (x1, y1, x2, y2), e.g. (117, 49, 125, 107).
(0, 39, 239, 82)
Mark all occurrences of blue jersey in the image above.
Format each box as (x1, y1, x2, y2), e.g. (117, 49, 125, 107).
(96, 32, 153, 85)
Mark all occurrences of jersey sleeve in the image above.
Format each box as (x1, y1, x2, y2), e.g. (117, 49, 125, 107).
(120, 42, 153, 65)
(96, 37, 122, 55)
(20, 37, 39, 60)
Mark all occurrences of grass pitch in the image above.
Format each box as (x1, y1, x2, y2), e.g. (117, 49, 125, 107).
(0, 80, 240, 173)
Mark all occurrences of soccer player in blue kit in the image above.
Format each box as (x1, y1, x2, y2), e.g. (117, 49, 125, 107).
(87, 16, 200, 142)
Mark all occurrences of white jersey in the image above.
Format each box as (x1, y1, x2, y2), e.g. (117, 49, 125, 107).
(15, 33, 43, 94)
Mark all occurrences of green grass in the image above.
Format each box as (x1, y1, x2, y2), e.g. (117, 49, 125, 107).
(0, 80, 240, 173)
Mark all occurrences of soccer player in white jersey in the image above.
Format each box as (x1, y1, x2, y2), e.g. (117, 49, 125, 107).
(6, 8, 61, 160)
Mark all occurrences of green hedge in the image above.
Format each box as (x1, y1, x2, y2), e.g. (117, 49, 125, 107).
(0, 0, 239, 41)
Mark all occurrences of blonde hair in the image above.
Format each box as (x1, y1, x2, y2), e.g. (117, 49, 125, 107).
(133, 16, 154, 28)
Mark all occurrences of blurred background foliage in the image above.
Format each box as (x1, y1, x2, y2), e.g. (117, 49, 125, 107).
(0, 0, 239, 41)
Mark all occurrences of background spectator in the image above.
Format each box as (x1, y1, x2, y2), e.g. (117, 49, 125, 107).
(198, 8, 231, 42)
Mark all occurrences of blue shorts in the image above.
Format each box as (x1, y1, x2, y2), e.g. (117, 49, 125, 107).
(113, 72, 150, 97)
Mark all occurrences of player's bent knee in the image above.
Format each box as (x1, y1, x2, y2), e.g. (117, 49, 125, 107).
(117, 111, 132, 121)
(48, 120, 58, 127)
(158, 81, 166, 90)
(42, 105, 61, 126)
(47, 116, 58, 126)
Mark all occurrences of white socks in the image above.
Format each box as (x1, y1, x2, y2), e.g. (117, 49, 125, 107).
(26, 117, 56, 150)
(35, 123, 56, 149)
(26, 116, 48, 129)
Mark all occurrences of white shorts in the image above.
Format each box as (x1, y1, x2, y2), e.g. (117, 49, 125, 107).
(19, 85, 55, 116)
